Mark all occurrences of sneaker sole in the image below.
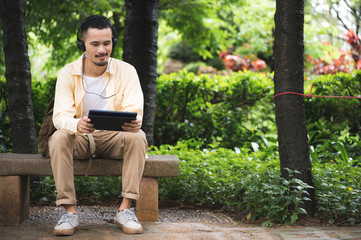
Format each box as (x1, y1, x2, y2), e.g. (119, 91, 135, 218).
(116, 221, 143, 234)
(53, 227, 76, 236)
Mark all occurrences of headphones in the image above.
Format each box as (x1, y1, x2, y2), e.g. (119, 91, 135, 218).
(76, 15, 118, 52)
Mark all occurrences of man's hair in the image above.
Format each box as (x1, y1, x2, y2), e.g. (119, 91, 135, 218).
(76, 15, 117, 52)
(79, 15, 115, 38)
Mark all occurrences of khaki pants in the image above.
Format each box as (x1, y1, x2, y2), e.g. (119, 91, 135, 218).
(49, 129, 147, 206)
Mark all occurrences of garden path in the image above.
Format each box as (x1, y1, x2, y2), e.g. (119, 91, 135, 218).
(0, 206, 360, 239)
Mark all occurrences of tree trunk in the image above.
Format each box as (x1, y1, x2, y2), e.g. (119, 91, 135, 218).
(0, 0, 37, 153)
(123, 0, 159, 146)
(274, 0, 315, 214)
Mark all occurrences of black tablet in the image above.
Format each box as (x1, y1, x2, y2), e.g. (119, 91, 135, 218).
(88, 109, 137, 131)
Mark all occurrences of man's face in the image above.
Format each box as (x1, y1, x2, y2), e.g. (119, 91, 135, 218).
(83, 27, 113, 67)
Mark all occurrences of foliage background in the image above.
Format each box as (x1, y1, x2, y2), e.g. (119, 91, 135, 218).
(26, 70, 361, 225)
(1, 0, 361, 226)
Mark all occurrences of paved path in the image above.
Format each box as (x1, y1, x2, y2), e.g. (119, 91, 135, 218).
(1, 223, 361, 240)
(0, 206, 361, 239)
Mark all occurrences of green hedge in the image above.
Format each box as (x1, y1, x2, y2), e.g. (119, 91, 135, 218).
(305, 72, 361, 163)
(2, 70, 361, 153)
(155, 70, 276, 149)
(155, 70, 361, 160)
(305, 72, 361, 133)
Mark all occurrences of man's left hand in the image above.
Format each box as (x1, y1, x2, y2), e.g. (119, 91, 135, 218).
(122, 119, 142, 133)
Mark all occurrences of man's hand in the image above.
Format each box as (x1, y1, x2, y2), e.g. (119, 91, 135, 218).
(122, 119, 142, 133)
(77, 116, 95, 133)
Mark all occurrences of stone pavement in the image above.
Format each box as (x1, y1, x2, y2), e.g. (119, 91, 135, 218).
(1, 222, 361, 240)
(0, 206, 361, 239)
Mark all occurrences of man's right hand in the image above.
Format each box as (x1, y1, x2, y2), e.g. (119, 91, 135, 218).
(77, 116, 95, 133)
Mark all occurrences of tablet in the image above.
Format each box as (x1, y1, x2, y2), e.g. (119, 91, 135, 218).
(88, 109, 137, 131)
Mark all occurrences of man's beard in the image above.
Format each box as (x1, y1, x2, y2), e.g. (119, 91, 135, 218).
(94, 61, 108, 66)
(93, 53, 108, 66)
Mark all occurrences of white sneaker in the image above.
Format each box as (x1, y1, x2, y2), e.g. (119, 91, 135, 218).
(53, 212, 79, 236)
(114, 208, 143, 234)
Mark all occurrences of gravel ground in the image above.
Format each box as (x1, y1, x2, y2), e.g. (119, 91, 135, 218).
(21, 206, 239, 226)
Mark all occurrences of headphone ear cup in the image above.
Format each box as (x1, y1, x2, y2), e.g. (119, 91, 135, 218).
(77, 39, 86, 52)
(112, 37, 117, 49)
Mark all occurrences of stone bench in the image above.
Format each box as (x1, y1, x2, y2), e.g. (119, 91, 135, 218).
(0, 153, 179, 226)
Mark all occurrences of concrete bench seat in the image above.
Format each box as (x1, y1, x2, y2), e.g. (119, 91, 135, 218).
(0, 153, 179, 226)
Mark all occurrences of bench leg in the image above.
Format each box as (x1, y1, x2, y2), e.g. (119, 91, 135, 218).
(0, 176, 29, 225)
(136, 177, 158, 222)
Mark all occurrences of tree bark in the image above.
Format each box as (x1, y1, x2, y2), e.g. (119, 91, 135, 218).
(123, 0, 159, 146)
(0, 0, 37, 153)
(274, 0, 315, 213)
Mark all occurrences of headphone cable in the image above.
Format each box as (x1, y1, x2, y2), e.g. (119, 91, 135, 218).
(81, 57, 116, 99)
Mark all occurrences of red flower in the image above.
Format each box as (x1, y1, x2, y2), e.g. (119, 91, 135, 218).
(345, 30, 359, 45)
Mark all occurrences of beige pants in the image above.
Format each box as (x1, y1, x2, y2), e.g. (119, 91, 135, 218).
(49, 129, 147, 206)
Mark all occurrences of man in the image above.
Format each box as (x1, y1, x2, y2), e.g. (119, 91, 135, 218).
(49, 15, 147, 236)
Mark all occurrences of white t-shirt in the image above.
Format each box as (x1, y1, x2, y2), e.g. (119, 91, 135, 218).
(82, 74, 108, 117)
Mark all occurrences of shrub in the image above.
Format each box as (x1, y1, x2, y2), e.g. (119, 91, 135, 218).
(305, 50, 352, 75)
(31, 77, 57, 132)
(30, 176, 122, 204)
(242, 168, 311, 226)
(305, 72, 361, 163)
(305, 72, 361, 134)
(155, 70, 276, 150)
(184, 61, 206, 73)
(30, 139, 361, 225)
(167, 41, 201, 63)
(150, 140, 361, 225)
(30, 176, 57, 203)
(150, 139, 279, 208)
(313, 161, 361, 225)
(219, 50, 268, 72)
(205, 57, 225, 71)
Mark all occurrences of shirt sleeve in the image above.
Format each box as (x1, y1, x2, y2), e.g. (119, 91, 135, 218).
(120, 65, 144, 121)
(52, 67, 80, 134)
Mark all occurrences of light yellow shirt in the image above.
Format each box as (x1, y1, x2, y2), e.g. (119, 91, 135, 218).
(53, 55, 144, 134)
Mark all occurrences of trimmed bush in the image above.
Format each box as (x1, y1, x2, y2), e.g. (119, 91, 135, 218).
(155, 70, 276, 150)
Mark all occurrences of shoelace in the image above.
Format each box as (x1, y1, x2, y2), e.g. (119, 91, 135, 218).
(120, 209, 139, 223)
(57, 213, 76, 225)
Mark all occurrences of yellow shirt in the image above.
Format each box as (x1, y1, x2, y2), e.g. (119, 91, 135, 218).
(53, 55, 144, 134)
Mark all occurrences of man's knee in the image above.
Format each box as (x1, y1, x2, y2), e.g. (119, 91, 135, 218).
(127, 131, 146, 143)
(124, 131, 147, 150)
(49, 129, 74, 150)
